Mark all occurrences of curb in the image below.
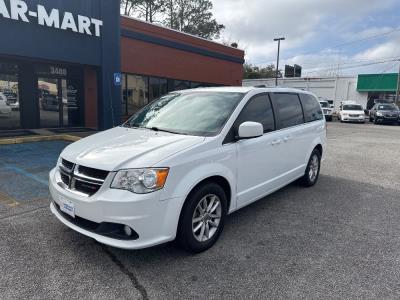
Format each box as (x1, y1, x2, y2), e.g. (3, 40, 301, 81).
(0, 134, 81, 145)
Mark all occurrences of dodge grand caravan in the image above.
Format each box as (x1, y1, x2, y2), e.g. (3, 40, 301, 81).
(49, 87, 326, 252)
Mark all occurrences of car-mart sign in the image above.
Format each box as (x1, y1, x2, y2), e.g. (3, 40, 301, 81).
(0, 0, 103, 37)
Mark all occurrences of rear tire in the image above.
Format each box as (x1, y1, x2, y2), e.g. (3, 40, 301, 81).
(299, 149, 321, 187)
(177, 183, 227, 253)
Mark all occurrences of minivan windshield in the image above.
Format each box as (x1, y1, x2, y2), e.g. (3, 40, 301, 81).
(124, 91, 244, 136)
(343, 104, 363, 111)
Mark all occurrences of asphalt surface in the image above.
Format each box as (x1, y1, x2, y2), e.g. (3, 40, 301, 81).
(1, 122, 400, 299)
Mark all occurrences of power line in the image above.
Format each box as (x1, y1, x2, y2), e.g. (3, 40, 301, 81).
(251, 27, 400, 66)
(304, 58, 400, 75)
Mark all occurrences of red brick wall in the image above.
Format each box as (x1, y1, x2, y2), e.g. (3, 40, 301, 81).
(120, 17, 244, 86)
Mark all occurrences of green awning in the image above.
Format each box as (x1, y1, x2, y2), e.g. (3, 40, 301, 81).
(357, 73, 398, 92)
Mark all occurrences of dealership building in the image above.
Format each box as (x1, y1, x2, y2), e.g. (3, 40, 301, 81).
(0, 0, 244, 133)
(243, 73, 400, 112)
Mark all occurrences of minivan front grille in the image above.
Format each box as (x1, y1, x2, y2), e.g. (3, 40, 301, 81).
(58, 159, 109, 197)
(61, 159, 74, 171)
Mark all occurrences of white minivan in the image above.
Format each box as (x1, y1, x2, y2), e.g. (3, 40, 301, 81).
(49, 87, 326, 252)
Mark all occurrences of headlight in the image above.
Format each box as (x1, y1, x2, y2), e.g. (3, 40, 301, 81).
(376, 112, 383, 116)
(111, 168, 169, 194)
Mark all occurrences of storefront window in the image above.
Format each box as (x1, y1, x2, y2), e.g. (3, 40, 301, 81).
(126, 75, 149, 116)
(121, 73, 225, 117)
(121, 74, 127, 115)
(0, 62, 19, 130)
(149, 77, 168, 101)
(174, 80, 190, 91)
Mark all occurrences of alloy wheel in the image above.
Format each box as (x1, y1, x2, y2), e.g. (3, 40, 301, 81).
(192, 194, 222, 242)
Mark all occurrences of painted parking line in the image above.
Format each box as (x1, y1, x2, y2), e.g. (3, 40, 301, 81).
(4, 165, 48, 186)
(0, 191, 19, 207)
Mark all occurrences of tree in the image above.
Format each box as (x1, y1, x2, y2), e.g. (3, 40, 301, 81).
(121, 0, 225, 40)
(164, 0, 224, 39)
(121, 0, 139, 16)
(121, 0, 166, 23)
(243, 63, 282, 79)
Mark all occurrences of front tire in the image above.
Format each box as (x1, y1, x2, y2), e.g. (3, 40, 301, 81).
(177, 183, 227, 253)
(299, 149, 321, 187)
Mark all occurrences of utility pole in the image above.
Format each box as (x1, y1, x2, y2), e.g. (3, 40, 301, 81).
(396, 62, 400, 106)
(273, 37, 285, 86)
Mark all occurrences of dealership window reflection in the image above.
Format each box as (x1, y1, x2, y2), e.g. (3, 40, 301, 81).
(127, 75, 149, 116)
(121, 73, 225, 118)
(0, 63, 20, 130)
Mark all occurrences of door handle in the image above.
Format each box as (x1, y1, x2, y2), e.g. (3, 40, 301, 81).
(283, 135, 292, 142)
(271, 139, 282, 145)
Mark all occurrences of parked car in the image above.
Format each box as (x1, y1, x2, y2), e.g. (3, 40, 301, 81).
(0, 92, 12, 115)
(327, 100, 334, 109)
(2, 90, 19, 111)
(369, 103, 400, 124)
(41, 94, 59, 111)
(338, 103, 365, 123)
(319, 100, 333, 121)
(49, 87, 326, 252)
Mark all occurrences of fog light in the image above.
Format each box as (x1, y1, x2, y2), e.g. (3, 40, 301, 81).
(123, 225, 132, 236)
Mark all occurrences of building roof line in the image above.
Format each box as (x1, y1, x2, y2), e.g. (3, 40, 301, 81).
(120, 15, 244, 52)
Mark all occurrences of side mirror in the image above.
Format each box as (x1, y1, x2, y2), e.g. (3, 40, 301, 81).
(237, 121, 263, 139)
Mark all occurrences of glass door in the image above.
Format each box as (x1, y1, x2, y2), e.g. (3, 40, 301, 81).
(38, 77, 68, 128)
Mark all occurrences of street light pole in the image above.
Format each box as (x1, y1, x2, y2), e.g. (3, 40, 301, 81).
(273, 37, 285, 86)
(396, 61, 400, 106)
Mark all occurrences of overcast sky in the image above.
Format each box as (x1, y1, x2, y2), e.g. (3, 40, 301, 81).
(212, 0, 400, 76)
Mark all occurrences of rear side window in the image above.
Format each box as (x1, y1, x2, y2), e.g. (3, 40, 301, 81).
(234, 94, 275, 133)
(270, 93, 304, 129)
(299, 94, 324, 122)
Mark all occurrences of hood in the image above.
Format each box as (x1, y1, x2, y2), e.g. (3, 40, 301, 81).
(61, 127, 205, 171)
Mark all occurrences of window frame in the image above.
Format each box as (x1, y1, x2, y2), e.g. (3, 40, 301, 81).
(270, 92, 306, 130)
(223, 92, 277, 144)
(298, 93, 324, 124)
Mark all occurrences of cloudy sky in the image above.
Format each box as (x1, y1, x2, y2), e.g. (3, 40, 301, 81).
(212, 0, 400, 76)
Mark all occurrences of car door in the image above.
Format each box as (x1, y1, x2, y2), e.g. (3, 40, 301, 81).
(269, 92, 311, 180)
(229, 93, 284, 208)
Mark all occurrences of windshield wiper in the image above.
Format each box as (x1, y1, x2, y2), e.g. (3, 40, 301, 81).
(147, 126, 187, 135)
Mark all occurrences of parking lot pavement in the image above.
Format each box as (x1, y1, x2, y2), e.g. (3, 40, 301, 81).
(1, 122, 400, 299)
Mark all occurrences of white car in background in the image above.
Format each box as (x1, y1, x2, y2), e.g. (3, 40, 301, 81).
(0, 92, 12, 115)
(338, 103, 365, 123)
(319, 100, 333, 121)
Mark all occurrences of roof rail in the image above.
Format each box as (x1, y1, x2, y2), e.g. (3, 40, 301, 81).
(253, 84, 267, 88)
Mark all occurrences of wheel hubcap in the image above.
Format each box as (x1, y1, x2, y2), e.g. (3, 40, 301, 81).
(192, 194, 222, 242)
(308, 154, 319, 182)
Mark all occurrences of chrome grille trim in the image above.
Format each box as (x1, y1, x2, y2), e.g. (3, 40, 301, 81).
(73, 166, 105, 184)
(56, 160, 108, 197)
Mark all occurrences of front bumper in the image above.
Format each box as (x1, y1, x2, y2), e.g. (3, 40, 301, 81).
(341, 116, 365, 122)
(375, 116, 399, 123)
(49, 168, 182, 249)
